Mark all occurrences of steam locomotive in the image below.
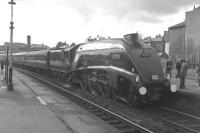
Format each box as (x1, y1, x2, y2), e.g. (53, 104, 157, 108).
(3, 33, 177, 107)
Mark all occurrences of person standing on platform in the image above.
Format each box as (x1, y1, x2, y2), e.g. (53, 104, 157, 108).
(175, 60, 182, 79)
(166, 59, 172, 77)
(197, 64, 200, 86)
(180, 60, 188, 89)
(1, 61, 4, 74)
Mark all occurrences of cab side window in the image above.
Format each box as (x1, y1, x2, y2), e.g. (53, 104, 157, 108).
(111, 49, 135, 72)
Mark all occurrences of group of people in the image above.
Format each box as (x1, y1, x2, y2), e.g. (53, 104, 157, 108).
(166, 59, 189, 89)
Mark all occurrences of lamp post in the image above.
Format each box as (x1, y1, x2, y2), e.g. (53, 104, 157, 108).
(8, 0, 16, 91)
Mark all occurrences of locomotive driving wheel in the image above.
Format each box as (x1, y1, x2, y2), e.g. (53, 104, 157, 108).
(96, 71, 111, 98)
(97, 81, 111, 98)
(65, 73, 72, 84)
(88, 72, 98, 95)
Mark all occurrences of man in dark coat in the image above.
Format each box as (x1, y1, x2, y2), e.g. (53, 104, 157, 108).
(175, 61, 182, 78)
(180, 60, 188, 89)
(166, 60, 172, 77)
(197, 64, 200, 86)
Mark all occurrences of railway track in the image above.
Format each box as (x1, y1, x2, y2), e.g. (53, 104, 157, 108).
(155, 106, 200, 133)
(17, 68, 153, 133)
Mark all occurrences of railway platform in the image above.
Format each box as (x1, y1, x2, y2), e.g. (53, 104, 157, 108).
(0, 70, 120, 133)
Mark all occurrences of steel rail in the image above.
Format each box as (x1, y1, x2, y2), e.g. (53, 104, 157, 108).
(161, 106, 200, 120)
(151, 106, 200, 133)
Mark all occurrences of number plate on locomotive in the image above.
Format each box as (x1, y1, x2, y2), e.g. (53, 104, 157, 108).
(152, 75, 158, 80)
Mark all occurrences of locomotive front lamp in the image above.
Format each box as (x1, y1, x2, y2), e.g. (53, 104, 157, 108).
(170, 84, 177, 93)
(139, 86, 147, 95)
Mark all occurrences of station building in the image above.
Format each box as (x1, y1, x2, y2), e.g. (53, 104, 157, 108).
(185, 6, 200, 64)
(168, 22, 185, 60)
(168, 6, 200, 63)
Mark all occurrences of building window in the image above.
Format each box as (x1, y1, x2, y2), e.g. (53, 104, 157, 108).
(156, 44, 161, 51)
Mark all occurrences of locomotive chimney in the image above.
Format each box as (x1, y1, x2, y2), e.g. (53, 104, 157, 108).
(123, 33, 140, 47)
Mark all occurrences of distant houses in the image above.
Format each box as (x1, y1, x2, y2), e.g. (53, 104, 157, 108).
(143, 34, 166, 54)
(142, 35, 168, 69)
(0, 42, 50, 54)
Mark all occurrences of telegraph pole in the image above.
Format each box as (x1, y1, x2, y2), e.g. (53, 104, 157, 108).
(8, 0, 16, 91)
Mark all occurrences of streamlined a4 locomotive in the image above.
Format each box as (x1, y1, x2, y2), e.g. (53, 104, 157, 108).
(10, 33, 177, 107)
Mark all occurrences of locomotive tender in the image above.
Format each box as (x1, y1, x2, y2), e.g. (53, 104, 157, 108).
(9, 33, 177, 107)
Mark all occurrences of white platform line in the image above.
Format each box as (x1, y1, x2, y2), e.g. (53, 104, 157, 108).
(36, 96, 47, 105)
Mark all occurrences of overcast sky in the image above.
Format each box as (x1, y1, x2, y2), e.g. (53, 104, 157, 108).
(0, 0, 199, 47)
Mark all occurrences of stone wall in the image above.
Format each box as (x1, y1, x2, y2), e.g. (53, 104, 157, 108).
(185, 7, 200, 56)
(168, 26, 185, 59)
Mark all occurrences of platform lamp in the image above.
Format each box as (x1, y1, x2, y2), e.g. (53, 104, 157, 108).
(8, 0, 16, 91)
